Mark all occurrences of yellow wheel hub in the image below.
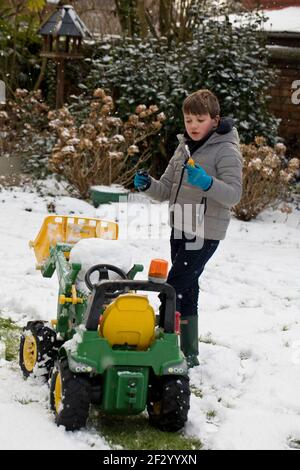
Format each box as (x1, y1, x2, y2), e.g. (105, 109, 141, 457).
(23, 335, 38, 372)
(54, 372, 62, 414)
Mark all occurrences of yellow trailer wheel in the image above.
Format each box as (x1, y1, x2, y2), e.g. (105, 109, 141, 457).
(23, 335, 38, 373)
(19, 321, 57, 379)
(54, 372, 62, 414)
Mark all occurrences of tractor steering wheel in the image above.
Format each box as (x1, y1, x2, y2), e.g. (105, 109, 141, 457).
(84, 264, 129, 298)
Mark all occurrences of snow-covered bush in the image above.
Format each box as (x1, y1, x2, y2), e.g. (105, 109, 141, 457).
(85, 37, 182, 168)
(85, 11, 279, 164)
(48, 88, 166, 197)
(233, 137, 300, 221)
(185, 15, 279, 144)
(0, 89, 54, 178)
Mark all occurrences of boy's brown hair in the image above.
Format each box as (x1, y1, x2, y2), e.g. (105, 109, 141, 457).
(182, 89, 220, 118)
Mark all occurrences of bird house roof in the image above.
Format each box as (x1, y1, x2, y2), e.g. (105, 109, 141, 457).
(38, 5, 91, 38)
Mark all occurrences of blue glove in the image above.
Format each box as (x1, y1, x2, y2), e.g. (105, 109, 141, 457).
(134, 170, 151, 191)
(186, 163, 213, 191)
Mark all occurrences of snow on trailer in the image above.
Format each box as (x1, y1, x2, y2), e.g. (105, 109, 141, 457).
(70, 238, 133, 294)
(29, 215, 119, 267)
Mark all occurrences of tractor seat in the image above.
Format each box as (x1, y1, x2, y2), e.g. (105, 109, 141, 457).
(99, 294, 155, 350)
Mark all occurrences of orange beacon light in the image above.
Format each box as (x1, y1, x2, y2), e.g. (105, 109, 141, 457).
(148, 259, 169, 284)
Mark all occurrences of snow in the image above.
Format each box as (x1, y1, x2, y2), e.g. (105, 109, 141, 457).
(230, 7, 300, 34)
(90, 185, 129, 194)
(0, 362, 110, 450)
(261, 7, 300, 34)
(0, 182, 300, 450)
(70, 238, 133, 294)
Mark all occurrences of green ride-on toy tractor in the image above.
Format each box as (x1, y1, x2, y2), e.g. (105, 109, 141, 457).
(19, 215, 190, 432)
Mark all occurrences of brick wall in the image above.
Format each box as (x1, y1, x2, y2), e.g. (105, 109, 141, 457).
(240, 1, 300, 157)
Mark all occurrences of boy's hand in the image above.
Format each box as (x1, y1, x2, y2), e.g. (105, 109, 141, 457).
(186, 163, 213, 191)
(134, 170, 151, 191)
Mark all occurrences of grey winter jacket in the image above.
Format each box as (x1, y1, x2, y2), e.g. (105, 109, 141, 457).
(145, 127, 243, 240)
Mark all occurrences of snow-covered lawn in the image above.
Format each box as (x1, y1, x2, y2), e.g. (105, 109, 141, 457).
(0, 183, 299, 450)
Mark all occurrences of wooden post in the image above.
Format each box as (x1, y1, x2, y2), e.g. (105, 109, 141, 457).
(56, 58, 65, 109)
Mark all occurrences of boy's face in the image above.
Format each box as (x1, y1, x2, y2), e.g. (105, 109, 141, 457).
(184, 113, 220, 141)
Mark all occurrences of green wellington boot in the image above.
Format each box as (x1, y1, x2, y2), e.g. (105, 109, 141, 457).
(180, 315, 200, 368)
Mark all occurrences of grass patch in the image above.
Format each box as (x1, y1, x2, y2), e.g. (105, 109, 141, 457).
(0, 317, 22, 361)
(13, 397, 39, 405)
(206, 410, 217, 420)
(190, 386, 203, 399)
(239, 350, 252, 360)
(89, 408, 202, 451)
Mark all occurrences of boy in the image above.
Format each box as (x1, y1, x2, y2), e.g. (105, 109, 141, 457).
(134, 89, 243, 368)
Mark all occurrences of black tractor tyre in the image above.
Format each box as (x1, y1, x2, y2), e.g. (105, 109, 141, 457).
(50, 358, 91, 431)
(147, 375, 190, 432)
(19, 321, 57, 380)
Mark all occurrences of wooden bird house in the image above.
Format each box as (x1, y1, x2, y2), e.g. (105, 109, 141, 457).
(38, 3, 92, 108)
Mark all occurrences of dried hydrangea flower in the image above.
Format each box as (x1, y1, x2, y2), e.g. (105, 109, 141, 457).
(280, 204, 293, 214)
(248, 157, 262, 171)
(279, 170, 292, 183)
(0, 111, 8, 120)
(128, 145, 139, 155)
(108, 151, 124, 159)
(288, 158, 300, 171)
(93, 88, 106, 98)
(255, 136, 266, 146)
(112, 135, 125, 143)
(128, 114, 139, 125)
(49, 119, 63, 129)
(60, 128, 71, 140)
(67, 138, 80, 146)
(135, 104, 147, 114)
(79, 138, 93, 150)
(90, 101, 102, 110)
(15, 88, 29, 98)
(261, 167, 274, 178)
(61, 145, 76, 154)
(264, 153, 281, 169)
(95, 136, 109, 145)
(149, 105, 159, 114)
(157, 112, 166, 122)
(274, 143, 286, 156)
(106, 117, 122, 127)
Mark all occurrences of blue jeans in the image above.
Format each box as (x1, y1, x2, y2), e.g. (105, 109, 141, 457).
(167, 230, 219, 318)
